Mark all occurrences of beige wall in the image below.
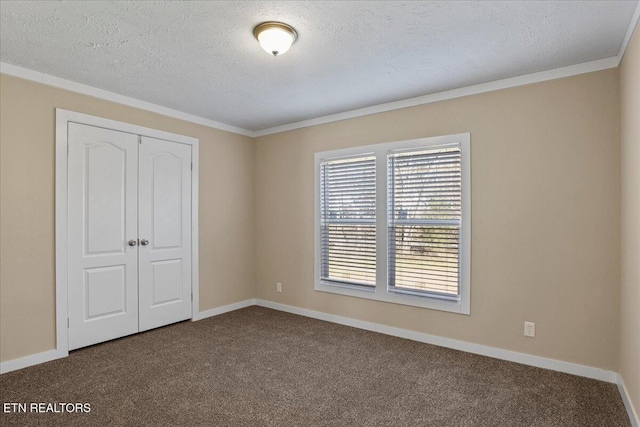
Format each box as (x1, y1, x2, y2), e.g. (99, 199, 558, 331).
(620, 27, 640, 416)
(0, 74, 255, 362)
(0, 65, 628, 377)
(254, 69, 621, 371)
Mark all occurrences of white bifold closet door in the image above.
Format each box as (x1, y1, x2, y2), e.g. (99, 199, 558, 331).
(67, 124, 192, 350)
(138, 136, 192, 332)
(68, 123, 139, 350)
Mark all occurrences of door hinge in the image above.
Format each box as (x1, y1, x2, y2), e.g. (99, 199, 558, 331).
(138, 136, 142, 144)
(67, 144, 69, 156)
(67, 318, 70, 328)
(191, 162, 193, 171)
(191, 293, 193, 302)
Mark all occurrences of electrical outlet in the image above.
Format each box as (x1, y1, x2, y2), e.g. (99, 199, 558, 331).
(276, 282, 282, 293)
(524, 321, 535, 337)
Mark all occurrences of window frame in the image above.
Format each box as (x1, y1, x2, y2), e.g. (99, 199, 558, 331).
(314, 133, 471, 315)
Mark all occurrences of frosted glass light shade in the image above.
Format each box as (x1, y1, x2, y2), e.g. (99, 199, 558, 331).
(253, 22, 297, 57)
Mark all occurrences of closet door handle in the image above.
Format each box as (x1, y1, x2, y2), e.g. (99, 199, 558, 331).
(128, 239, 137, 247)
(140, 239, 149, 246)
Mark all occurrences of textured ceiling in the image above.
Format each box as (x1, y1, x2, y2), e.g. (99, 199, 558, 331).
(0, 1, 637, 132)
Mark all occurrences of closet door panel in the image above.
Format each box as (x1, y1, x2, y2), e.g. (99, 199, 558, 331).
(67, 123, 139, 350)
(138, 136, 192, 331)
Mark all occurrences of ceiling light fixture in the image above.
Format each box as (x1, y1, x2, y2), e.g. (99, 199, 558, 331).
(253, 22, 297, 57)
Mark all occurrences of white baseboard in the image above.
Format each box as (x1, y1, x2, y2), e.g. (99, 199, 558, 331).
(0, 299, 257, 375)
(0, 297, 629, 420)
(255, 299, 617, 383)
(618, 375, 640, 427)
(192, 298, 256, 321)
(0, 348, 67, 375)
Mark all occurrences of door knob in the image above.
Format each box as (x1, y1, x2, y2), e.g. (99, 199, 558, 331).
(128, 239, 137, 247)
(140, 239, 149, 246)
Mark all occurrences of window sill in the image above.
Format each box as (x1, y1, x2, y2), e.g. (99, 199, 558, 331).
(315, 281, 470, 315)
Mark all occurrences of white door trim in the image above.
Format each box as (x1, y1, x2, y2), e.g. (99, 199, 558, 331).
(55, 109, 199, 354)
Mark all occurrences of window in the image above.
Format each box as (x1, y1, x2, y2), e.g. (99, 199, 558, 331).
(315, 134, 470, 314)
(388, 146, 461, 301)
(320, 155, 377, 288)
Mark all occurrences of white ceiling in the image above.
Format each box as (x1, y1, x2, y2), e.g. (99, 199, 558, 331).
(1, 1, 638, 133)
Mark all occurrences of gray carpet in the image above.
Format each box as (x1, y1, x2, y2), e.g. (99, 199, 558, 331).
(0, 306, 630, 426)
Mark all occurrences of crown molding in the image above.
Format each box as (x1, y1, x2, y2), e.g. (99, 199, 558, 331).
(0, 62, 255, 137)
(254, 56, 619, 137)
(1, 55, 621, 140)
(618, 0, 640, 66)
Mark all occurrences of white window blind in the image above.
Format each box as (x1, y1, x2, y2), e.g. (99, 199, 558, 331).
(388, 146, 462, 300)
(320, 155, 376, 287)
